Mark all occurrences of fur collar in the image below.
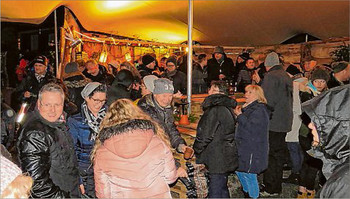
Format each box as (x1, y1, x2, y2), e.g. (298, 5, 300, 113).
(99, 119, 155, 143)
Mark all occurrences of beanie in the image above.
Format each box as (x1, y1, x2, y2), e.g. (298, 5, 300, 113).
(142, 54, 155, 66)
(332, 61, 349, 73)
(166, 56, 177, 66)
(213, 46, 224, 54)
(81, 82, 102, 99)
(1, 155, 22, 194)
(153, 78, 174, 94)
(64, 62, 79, 74)
(32, 55, 48, 66)
(143, 75, 158, 92)
(265, 52, 280, 67)
(311, 68, 330, 82)
(114, 69, 134, 88)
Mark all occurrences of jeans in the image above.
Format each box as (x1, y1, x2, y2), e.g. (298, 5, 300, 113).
(287, 142, 304, 174)
(263, 131, 288, 194)
(208, 173, 229, 198)
(236, 171, 259, 198)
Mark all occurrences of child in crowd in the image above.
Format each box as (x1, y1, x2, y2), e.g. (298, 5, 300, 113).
(234, 85, 270, 198)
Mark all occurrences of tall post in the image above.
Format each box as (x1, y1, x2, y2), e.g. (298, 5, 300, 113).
(54, 10, 59, 78)
(186, 0, 193, 114)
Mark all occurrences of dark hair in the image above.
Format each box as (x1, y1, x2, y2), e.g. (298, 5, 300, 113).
(210, 80, 229, 95)
(246, 57, 254, 62)
(160, 57, 167, 62)
(88, 84, 107, 98)
(197, 54, 207, 63)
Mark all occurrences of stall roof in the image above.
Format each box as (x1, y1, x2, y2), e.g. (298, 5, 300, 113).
(1, 1, 349, 46)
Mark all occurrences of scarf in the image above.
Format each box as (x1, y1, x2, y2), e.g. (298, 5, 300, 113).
(82, 102, 106, 141)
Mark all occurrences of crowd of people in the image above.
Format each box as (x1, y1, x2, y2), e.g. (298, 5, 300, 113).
(1, 47, 349, 199)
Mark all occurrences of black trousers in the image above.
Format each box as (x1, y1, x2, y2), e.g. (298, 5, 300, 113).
(263, 131, 287, 194)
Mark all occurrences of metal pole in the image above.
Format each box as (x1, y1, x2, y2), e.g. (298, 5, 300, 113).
(186, 0, 193, 114)
(54, 10, 59, 78)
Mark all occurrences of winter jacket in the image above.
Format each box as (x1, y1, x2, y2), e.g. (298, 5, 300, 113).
(207, 54, 234, 83)
(302, 84, 350, 179)
(63, 72, 91, 113)
(261, 65, 293, 132)
(317, 158, 350, 198)
(235, 100, 269, 174)
(17, 110, 80, 198)
(94, 119, 177, 198)
(193, 94, 238, 174)
(163, 70, 187, 94)
(285, 81, 303, 142)
(236, 67, 254, 92)
(192, 63, 208, 94)
(138, 64, 156, 78)
(67, 107, 105, 197)
(138, 94, 186, 150)
(327, 72, 343, 89)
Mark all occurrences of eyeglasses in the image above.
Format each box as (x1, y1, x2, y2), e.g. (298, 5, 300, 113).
(90, 97, 107, 104)
(40, 102, 64, 109)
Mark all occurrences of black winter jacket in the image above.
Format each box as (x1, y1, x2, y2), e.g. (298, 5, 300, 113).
(17, 110, 80, 198)
(207, 54, 234, 83)
(163, 70, 187, 94)
(235, 101, 269, 174)
(193, 94, 238, 174)
(63, 73, 91, 113)
(261, 65, 293, 132)
(137, 94, 185, 150)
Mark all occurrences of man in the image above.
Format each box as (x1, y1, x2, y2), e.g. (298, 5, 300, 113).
(137, 78, 191, 177)
(17, 83, 80, 198)
(207, 46, 234, 84)
(139, 54, 157, 78)
(327, 61, 350, 88)
(260, 52, 293, 197)
(236, 57, 256, 92)
(16, 55, 56, 111)
(193, 81, 238, 198)
(303, 84, 350, 198)
(83, 59, 113, 84)
(162, 56, 187, 95)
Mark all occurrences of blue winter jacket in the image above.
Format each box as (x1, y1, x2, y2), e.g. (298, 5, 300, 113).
(67, 111, 96, 170)
(235, 100, 269, 174)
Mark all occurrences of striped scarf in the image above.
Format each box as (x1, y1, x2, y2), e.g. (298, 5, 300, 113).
(82, 102, 106, 141)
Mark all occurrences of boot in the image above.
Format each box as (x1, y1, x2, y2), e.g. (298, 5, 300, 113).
(307, 190, 315, 198)
(297, 191, 307, 199)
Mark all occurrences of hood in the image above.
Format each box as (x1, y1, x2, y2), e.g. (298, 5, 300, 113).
(202, 94, 237, 111)
(112, 69, 134, 88)
(302, 84, 350, 179)
(99, 119, 155, 159)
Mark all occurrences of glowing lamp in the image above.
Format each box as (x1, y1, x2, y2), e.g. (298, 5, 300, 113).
(125, 53, 132, 62)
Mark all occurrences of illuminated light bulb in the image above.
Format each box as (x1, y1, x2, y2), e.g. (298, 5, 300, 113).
(185, 47, 189, 52)
(99, 51, 108, 63)
(125, 53, 132, 62)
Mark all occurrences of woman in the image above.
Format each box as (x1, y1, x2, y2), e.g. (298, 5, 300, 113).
(67, 82, 107, 198)
(234, 85, 270, 199)
(93, 99, 177, 198)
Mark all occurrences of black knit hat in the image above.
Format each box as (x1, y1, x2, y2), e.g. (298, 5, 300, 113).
(114, 69, 134, 88)
(142, 54, 155, 66)
(32, 55, 48, 66)
(311, 68, 330, 82)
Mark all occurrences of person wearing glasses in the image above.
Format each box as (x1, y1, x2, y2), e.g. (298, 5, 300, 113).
(17, 83, 80, 198)
(67, 82, 107, 198)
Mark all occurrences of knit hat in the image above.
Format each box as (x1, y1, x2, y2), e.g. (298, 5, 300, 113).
(32, 55, 48, 66)
(311, 68, 330, 82)
(166, 56, 177, 66)
(239, 52, 250, 61)
(153, 78, 174, 94)
(143, 75, 158, 92)
(213, 46, 224, 54)
(265, 52, 280, 67)
(1, 155, 22, 194)
(114, 69, 134, 88)
(81, 82, 102, 99)
(332, 61, 349, 73)
(142, 54, 155, 66)
(64, 62, 79, 74)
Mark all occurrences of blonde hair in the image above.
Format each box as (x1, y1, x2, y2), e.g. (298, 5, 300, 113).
(91, 99, 171, 160)
(1, 175, 33, 199)
(245, 85, 267, 104)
